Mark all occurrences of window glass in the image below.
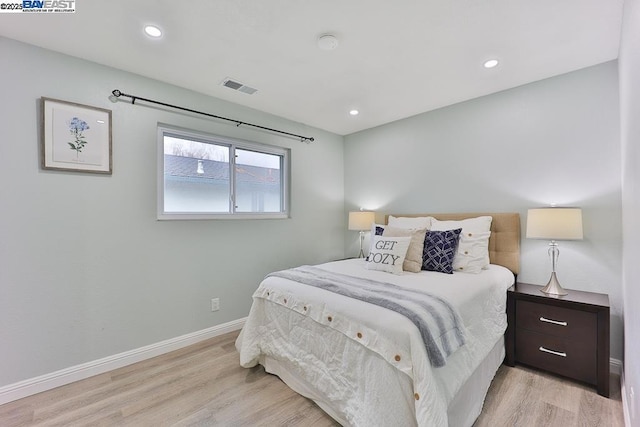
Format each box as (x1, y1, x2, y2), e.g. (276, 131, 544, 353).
(158, 126, 289, 219)
(235, 149, 282, 213)
(163, 136, 230, 213)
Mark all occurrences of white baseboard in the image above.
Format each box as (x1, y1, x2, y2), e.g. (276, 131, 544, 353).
(0, 317, 246, 406)
(611, 357, 623, 376)
(0, 331, 624, 409)
(621, 365, 632, 427)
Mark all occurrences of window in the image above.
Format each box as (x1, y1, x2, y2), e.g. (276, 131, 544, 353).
(158, 125, 289, 219)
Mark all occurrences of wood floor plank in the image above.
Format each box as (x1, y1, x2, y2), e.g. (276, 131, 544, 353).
(32, 348, 226, 425)
(475, 367, 535, 426)
(538, 374, 583, 414)
(531, 401, 576, 427)
(0, 330, 624, 427)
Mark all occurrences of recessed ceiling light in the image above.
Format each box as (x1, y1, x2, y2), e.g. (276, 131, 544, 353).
(483, 59, 499, 69)
(349, 109, 359, 116)
(318, 34, 339, 51)
(144, 25, 163, 38)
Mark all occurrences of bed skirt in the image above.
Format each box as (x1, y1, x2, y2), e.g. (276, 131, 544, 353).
(260, 337, 504, 427)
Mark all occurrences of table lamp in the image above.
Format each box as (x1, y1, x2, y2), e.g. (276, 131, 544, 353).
(526, 207, 583, 295)
(348, 211, 375, 258)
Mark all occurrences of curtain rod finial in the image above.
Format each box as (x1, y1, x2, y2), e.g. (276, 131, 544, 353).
(109, 89, 122, 103)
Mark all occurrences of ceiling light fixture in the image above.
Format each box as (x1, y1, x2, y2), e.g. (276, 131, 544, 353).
(144, 25, 163, 38)
(349, 109, 359, 116)
(317, 34, 339, 51)
(483, 59, 499, 69)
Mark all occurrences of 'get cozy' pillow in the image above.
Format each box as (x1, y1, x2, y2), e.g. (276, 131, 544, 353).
(370, 223, 426, 273)
(366, 235, 412, 275)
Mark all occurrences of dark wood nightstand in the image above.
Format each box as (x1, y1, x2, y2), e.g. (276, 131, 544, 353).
(505, 282, 610, 397)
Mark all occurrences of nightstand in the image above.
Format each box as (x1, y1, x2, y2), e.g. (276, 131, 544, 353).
(505, 282, 610, 397)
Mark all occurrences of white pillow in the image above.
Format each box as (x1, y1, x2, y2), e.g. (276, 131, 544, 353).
(366, 235, 412, 275)
(388, 215, 433, 230)
(430, 216, 492, 273)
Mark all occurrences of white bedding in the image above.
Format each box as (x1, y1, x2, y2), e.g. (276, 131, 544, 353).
(236, 259, 515, 426)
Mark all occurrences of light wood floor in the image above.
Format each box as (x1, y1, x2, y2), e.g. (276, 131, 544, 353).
(0, 330, 624, 426)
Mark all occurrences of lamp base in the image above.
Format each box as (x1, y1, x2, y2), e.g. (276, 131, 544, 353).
(358, 231, 366, 259)
(540, 272, 568, 296)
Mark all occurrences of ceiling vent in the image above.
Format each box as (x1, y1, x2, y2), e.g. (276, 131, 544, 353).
(221, 78, 258, 95)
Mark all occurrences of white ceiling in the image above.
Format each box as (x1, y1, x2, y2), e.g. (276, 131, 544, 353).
(0, 0, 624, 135)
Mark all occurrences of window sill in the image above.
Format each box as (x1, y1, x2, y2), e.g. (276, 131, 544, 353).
(157, 212, 289, 220)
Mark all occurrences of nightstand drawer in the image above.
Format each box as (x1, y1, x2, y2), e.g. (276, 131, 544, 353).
(515, 329, 597, 384)
(516, 300, 597, 339)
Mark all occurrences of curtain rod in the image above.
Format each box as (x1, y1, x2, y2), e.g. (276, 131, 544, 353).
(109, 89, 314, 143)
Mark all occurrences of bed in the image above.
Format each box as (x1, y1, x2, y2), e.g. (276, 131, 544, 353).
(236, 213, 520, 426)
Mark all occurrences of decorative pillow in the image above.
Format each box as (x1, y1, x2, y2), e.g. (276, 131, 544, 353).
(369, 224, 426, 273)
(430, 216, 492, 273)
(388, 215, 433, 230)
(372, 223, 386, 238)
(422, 229, 462, 274)
(366, 235, 412, 275)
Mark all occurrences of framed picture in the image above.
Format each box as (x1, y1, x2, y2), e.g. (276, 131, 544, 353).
(41, 97, 112, 174)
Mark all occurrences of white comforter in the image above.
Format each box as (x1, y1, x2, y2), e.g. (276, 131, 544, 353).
(236, 259, 514, 426)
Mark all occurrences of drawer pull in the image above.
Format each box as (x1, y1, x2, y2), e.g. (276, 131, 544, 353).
(539, 316, 567, 326)
(539, 346, 567, 357)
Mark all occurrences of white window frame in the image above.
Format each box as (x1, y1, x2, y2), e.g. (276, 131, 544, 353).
(157, 124, 290, 220)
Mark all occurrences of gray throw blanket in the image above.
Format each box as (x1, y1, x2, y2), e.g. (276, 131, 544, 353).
(266, 266, 466, 367)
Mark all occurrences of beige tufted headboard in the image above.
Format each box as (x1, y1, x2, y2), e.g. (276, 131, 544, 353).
(385, 213, 521, 275)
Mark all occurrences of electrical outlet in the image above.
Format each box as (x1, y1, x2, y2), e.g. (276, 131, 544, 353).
(211, 298, 220, 312)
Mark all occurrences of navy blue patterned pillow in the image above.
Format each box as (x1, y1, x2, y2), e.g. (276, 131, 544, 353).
(422, 229, 462, 274)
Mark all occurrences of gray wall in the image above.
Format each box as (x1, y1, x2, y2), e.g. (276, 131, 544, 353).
(620, 0, 640, 421)
(0, 37, 345, 386)
(344, 61, 623, 360)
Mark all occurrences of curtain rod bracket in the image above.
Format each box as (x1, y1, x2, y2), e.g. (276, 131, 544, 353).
(109, 88, 314, 143)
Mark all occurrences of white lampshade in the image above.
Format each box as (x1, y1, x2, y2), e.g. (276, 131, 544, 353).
(526, 208, 583, 240)
(348, 211, 375, 231)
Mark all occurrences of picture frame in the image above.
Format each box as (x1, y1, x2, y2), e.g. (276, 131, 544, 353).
(41, 97, 112, 174)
